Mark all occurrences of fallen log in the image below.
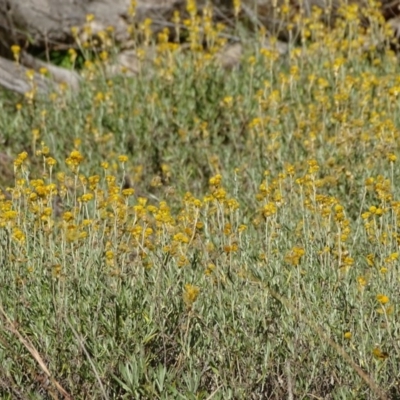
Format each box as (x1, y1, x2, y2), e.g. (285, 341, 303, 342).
(0, 0, 399, 95)
(0, 56, 49, 95)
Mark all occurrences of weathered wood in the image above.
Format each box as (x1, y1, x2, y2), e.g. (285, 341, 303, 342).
(0, 51, 81, 95)
(0, 0, 186, 93)
(1, 0, 399, 50)
(0, 56, 49, 95)
(0, 0, 399, 95)
(20, 51, 80, 90)
(0, 0, 184, 49)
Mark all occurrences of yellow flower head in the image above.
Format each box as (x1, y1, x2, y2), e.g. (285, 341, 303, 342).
(344, 332, 352, 339)
(376, 294, 390, 305)
(263, 202, 277, 217)
(80, 193, 94, 203)
(183, 284, 200, 307)
(118, 155, 128, 163)
(372, 346, 389, 360)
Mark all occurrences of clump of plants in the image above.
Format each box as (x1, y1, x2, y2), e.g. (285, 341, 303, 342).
(0, 0, 399, 398)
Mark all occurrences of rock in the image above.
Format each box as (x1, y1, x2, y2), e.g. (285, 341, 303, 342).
(215, 42, 243, 69)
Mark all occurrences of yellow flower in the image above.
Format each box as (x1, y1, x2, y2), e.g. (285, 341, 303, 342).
(69, 150, 83, 163)
(86, 13, 95, 22)
(66, 150, 84, 167)
(144, 227, 153, 237)
(285, 246, 305, 266)
(122, 188, 135, 197)
(25, 69, 35, 81)
(39, 67, 48, 76)
(177, 255, 189, 267)
(46, 157, 57, 167)
(222, 96, 233, 107)
(365, 253, 374, 266)
(343, 256, 354, 266)
(118, 155, 128, 163)
(372, 346, 389, 360)
(66, 227, 80, 242)
(357, 275, 367, 288)
(376, 305, 394, 315)
(223, 223, 231, 235)
(17, 151, 28, 161)
(183, 284, 200, 307)
(68, 48, 77, 62)
(11, 44, 21, 58)
(204, 263, 215, 275)
(186, 0, 197, 16)
(308, 159, 319, 174)
(14, 151, 28, 167)
(80, 193, 94, 203)
(173, 232, 189, 244)
(100, 51, 108, 61)
(238, 224, 247, 232)
(212, 188, 226, 201)
(233, 0, 241, 16)
(95, 92, 105, 103)
(224, 243, 238, 253)
(344, 332, 352, 339)
(62, 211, 74, 222)
(376, 294, 390, 304)
(42, 207, 52, 217)
(226, 198, 239, 210)
(52, 264, 62, 278)
(209, 174, 222, 186)
(12, 228, 25, 243)
(262, 202, 277, 217)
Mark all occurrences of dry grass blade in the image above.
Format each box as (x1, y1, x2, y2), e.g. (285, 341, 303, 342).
(0, 305, 73, 400)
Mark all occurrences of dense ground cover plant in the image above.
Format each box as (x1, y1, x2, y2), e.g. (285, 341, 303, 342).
(0, 0, 400, 398)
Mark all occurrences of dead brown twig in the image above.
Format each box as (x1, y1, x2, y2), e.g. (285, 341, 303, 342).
(0, 305, 73, 400)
